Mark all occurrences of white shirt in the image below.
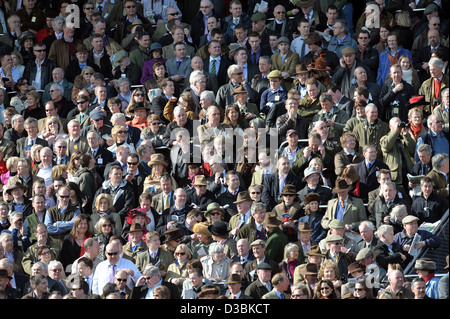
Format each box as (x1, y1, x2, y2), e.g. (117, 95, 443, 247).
(92, 258, 142, 295)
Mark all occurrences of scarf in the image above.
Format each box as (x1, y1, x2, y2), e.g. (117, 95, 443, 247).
(75, 234, 92, 256)
(423, 272, 435, 283)
(353, 180, 361, 197)
(387, 48, 401, 66)
(410, 122, 423, 140)
(402, 68, 413, 85)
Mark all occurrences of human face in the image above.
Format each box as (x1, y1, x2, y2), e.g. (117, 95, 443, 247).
(404, 220, 418, 237)
(234, 28, 247, 42)
(288, 248, 299, 261)
(412, 281, 426, 299)
(429, 115, 444, 134)
(320, 283, 333, 297)
(174, 110, 187, 127)
(174, 44, 186, 59)
(35, 279, 48, 295)
(278, 42, 289, 54)
(382, 228, 394, 245)
(229, 3, 242, 17)
(109, 168, 122, 185)
(189, 272, 202, 288)
(429, 63, 443, 79)
(328, 241, 342, 254)
(252, 209, 266, 224)
(13, 116, 24, 132)
(257, 269, 272, 283)
(306, 84, 319, 100)
(298, 22, 310, 37)
(124, 1, 137, 16)
(200, 0, 213, 16)
(354, 283, 367, 299)
(291, 288, 308, 299)
(323, 267, 336, 280)
(390, 66, 402, 83)
(387, 35, 398, 50)
(269, 77, 281, 90)
(105, 245, 120, 265)
(421, 180, 433, 197)
(172, 28, 185, 43)
(50, 265, 63, 280)
(274, 6, 286, 21)
(366, 107, 378, 123)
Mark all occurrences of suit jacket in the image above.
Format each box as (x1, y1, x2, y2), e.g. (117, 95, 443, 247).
(419, 74, 449, 114)
(352, 119, 390, 162)
(251, 166, 277, 186)
(276, 112, 309, 144)
(426, 168, 449, 206)
(151, 191, 175, 215)
(321, 196, 367, 230)
(74, 113, 91, 130)
(87, 50, 113, 79)
(162, 43, 196, 60)
(334, 150, 365, 177)
(90, 147, 114, 179)
(151, 94, 169, 123)
(197, 122, 229, 145)
(130, 281, 180, 299)
(270, 50, 300, 77)
(65, 59, 101, 84)
(122, 241, 149, 263)
(244, 279, 270, 299)
(203, 56, 232, 87)
(166, 57, 193, 80)
(261, 171, 302, 212)
(261, 289, 290, 299)
(353, 159, 390, 202)
(23, 58, 57, 91)
(48, 38, 82, 72)
(64, 136, 89, 157)
(135, 248, 174, 274)
(16, 137, 48, 158)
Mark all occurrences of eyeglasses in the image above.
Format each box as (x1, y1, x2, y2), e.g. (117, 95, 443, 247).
(151, 122, 160, 125)
(34, 49, 46, 52)
(234, 72, 243, 75)
(250, 192, 261, 195)
(84, 73, 93, 75)
(135, 93, 144, 97)
(275, 11, 286, 14)
(106, 251, 119, 256)
(56, 145, 67, 149)
(20, 82, 29, 85)
(144, 276, 153, 280)
(58, 195, 70, 198)
(117, 131, 127, 134)
(176, 252, 186, 256)
(127, 162, 138, 165)
(49, 121, 58, 125)
(209, 212, 221, 216)
(115, 278, 127, 282)
(168, 12, 179, 16)
(354, 288, 364, 291)
(102, 224, 112, 227)
(45, 109, 55, 112)
(51, 268, 62, 272)
(93, 118, 103, 121)
(433, 120, 443, 124)
(320, 286, 331, 290)
(331, 242, 342, 246)
(76, 101, 87, 105)
(41, 251, 51, 255)
(126, 5, 136, 8)
(283, 194, 296, 197)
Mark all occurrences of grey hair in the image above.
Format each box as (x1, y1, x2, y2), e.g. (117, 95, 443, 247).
(200, 90, 215, 102)
(111, 112, 126, 122)
(429, 57, 444, 69)
(359, 220, 375, 231)
(283, 243, 299, 261)
(319, 92, 333, 103)
(208, 242, 224, 255)
(381, 181, 397, 192)
(432, 153, 449, 169)
(8, 211, 23, 222)
(24, 117, 38, 126)
(52, 15, 65, 28)
(50, 82, 64, 95)
(390, 204, 407, 222)
(48, 260, 63, 271)
(189, 70, 206, 86)
(365, 103, 377, 113)
(32, 261, 48, 272)
(227, 64, 240, 78)
(376, 224, 393, 239)
(173, 105, 186, 116)
(11, 114, 24, 125)
(417, 143, 432, 154)
(251, 201, 266, 215)
(143, 265, 161, 278)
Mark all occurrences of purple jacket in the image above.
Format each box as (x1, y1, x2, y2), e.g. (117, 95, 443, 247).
(140, 57, 167, 84)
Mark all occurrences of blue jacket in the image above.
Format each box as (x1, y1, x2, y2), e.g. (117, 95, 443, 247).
(298, 214, 327, 244)
(393, 229, 441, 251)
(377, 47, 412, 87)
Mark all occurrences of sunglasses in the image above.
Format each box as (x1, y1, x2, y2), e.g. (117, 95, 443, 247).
(127, 162, 138, 165)
(93, 118, 103, 121)
(126, 5, 136, 8)
(51, 268, 62, 272)
(176, 252, 186, 256)
(320, 286, 331, 290)
(115, 278, 127, 282)
(117, 131, 127, 134)
(106, 252, 119, 256)
(21, 82, 29, 85)
(102, 224, 112, 227)
(168, 12, 179, 16)
(135, 93, 144, 97)
(283, 194, 296, 197)
(49, 121, 58, 125)
(76, 101, 87, 105)
(45, 109, 55, 112)
(151, 122, 160, 125)
(250, 192, 261, 195)
(354, 288, 364, 291)
(58, 195, 70, 198)
(84, 73, 93, 75)
(34, 49, 46, 52)
(56, 145, 67, 149)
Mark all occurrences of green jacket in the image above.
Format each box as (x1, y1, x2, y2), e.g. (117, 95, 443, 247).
(419, 74, 449, 114)
(380, 129, 415, 185)
(265, 228, 288, 264)
(129, 45, 152, 70)
(352, 119, 390, 162)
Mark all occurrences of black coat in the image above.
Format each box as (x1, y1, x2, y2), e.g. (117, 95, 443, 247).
(23, 58, 57, 90)
(87, 50, 113, 79)
(112, 62, 142, 85)
(261, 172, 302, 212)
(185, 188, 215, 211)
(353, 160, 389, 202)
(65, 59, 101, 83)
(202, 56, 232, 88)
(130, 281, 180, 299)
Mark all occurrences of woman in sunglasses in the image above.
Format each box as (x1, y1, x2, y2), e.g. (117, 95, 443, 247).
(166, 243, 191, 294)
(94, 216, 117, 261)
(39, 116, 67, 148)
(107, 125, 136, 155)
(10, 78, 32, 113)
(313, 279, 339, 299)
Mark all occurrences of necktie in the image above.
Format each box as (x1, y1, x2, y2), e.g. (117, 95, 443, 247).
(92, 149, 96, 158)
(164, 194, 169, 210)
(252, 52, 256, 65)
(211, 59, 216, 75)
(367, 162, 372, 171)
(120, 292, 126, 299)
(300, 41, 305, 58)
(151, 252, 156, 259)
(98, 5, 103, 14)
(280, 293, 285, 299)
(109, 264, 116, 283)
(177, 60, 182, 70)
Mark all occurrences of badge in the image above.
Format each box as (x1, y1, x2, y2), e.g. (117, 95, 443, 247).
(32, 16, 36, 23)
(98, 158, 103, 164)
(74, 145, 78, 150)
(275, 95, 280, 101)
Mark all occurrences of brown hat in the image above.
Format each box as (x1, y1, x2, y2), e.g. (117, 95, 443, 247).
(332, 178, 350, 193)
(192, 222, 211, 236)
(307, 56, 331, 72)
(262, 211, 282, 228)
(128, 102, 150, 113)
(233, 191, 252, 204)
(297, 0, 315, 8)
(300, 262, 318, 276)
(164, 228, 183, 243)
(193, 175, 207, 186)
(298, 222, 312, 232)
(198, 284, 219, 298)
(148, 153, 168, 167)
(232, 85, 248, 96)
(75, 43, 89, 53)
(128, 222, 144, 233)
(295, 63, 309, 75)
(127, 19, 144, 31)
(5, 178, 28, 195)
(341, 46, 356, 56)
(414, 258, 437, 271)
(304, 32, 323, 45)
(347, 262, 365, 275)
(307, 245, 323, 257)
(304, 193, 320, 206)
(224, 273, 243, 284)
(281, 184, 297, 196)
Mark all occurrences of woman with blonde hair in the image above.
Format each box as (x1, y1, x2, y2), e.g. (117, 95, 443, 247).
(39, 116, 68, 147)
(319, 259, 342, 296)
(30, 144, 43, 167)
(1, 156, 19, 186)
(107, 125, 136, 155)
(94, 216, 116, 261)
(89, 193, 122, 237)
(72, 66, 95, 101)
(166, 243, 191, 293)
(398, 54, 420, 94)
(143, 155, 177, 195)
(308, 157, 331, 187)
(106, 42, 124, 67)
(407, 107, 427, 141)
(140, 114, 166, 147)
(125, 88, 150, 120)
(52, 164, 68, 181)
(66, 151, 83, 183)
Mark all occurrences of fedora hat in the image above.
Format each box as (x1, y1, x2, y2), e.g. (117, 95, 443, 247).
(298, 222, 312, 232)
(307, 245, 323, 257)
(295, 63, 309, 75)
(307, 56, 331, 72)
(128, 222, 144, 233)
(304, 32, 323, 45)
(148, 153, 168, 167)
(18, 31, 36, 46)
(304, 193, 320, 206)
(198, 285, 219, 298)
(207, 221, 231, 237)
(225, 273, 243, 284)
(347, 262, 365, 275)
(297, 0, 315, 8)
(193, 175, 207, 186)
(128, 102, 149, 113)
(126, 208, 150, 225)
(233, 191, 252, 204)
(281, 184, 297, 196)
(303, 166, 319, 181)
(127, 19, 145, 31)
(300, 262, 318, 276)
(205, 202, 225, 218)
(75, 43, 89, 53)
(164, 228, 183, 243)
(262, 211, 282, 228)
(5, 178, 28, 195)
(332, 178, 350, 193)
(232, 85, 248, 95)
(414, 258, 437, 271)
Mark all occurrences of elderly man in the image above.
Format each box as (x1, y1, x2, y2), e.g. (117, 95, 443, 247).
(64, 119, 89, 157)
(236, 201, 267, 244)
(156, 188, 192, 235)
(357, 221, 378, 251)
(416, 114, 449, 162)
(327, 19, 357, 59)
(185, 57, 219, 94)
(16, 117, 48, 158)
(42, 67, 73, 104)
(369, 181, 411, 229)
(162, 106, 195, 147)
(46, 82, 73, 119)
(261, 156, 301, 212)
(414, 30, 449, 82)
(186, 176, 215, 211)
(323, 234, 352, 282)
(3, 114, 26, 144)
(216, 64, 256, 108)
(30, 147, 53, 186)
(297, 166, 333, 207)
(131, 264, 179, 299)
(321, 178, 367, 231)
(244, 238, 279, 281)
(197, 105, 228, 145)
(48, 19, 81, 71)
(383, 269, 414, 299)
(426, 153, 449, 206)
(380, 117, 416, 186)
(227, 190, 253, 233)
(373, 224, 410, 272)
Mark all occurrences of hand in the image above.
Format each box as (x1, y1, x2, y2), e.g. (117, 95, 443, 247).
(214, 172, 221, 184)
(400, 253, 406, 261)
(339, 57, 346, 68)
(393, 82, 404, 93)
(261, 6, 268, 13)
(291, 8, 299, 15)
(167, 221, 176, 229)
(414, 241, 426, 250)
(230, 227, 239, 237)
(408, 182, 416, 189)
(403, 244, 410, 252)
(325, 119, 334, 127)
(281, 71, 290, 79)
(136, 276, 147, 287)
(422, 62, 429, 70)
(283, 220, 295, 229)
(344, 224, 352, 231)
(303, 146, 312, 159)
(244, 112, 256, 120)
(317, 144, 325, 156)
(383, 215, 390, 223)
(125, 173, 134, 182)
(170, 96, 178, 103)
(288, 107, 297, 120)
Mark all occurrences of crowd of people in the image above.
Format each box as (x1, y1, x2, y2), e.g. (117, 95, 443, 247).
(0, 0, 449, 300)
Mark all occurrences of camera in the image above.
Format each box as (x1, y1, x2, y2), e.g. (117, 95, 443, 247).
(398, 122, 410, 129)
